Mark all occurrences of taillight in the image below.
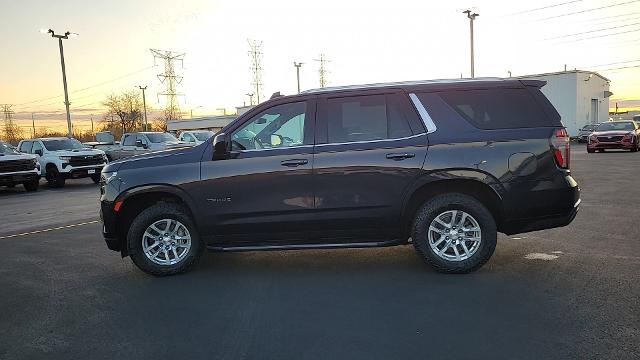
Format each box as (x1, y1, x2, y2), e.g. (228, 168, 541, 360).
(551, 128, 570, 169)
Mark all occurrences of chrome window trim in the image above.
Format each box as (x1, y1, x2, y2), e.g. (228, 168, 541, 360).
(314, 133, 425, 148)
(237, 144, 314, 153)
(409, 93, 437, 134)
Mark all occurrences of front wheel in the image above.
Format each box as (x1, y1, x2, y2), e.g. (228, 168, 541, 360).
(127, 203, 203, 276)
(23, 178, 39, 192)
(412, 193, 497, 273)
(587, 148, 595, 153)
(46, 167, 65, 188)
(90, 173, 101, 184)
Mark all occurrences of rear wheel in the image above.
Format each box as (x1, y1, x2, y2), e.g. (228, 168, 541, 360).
(412, 193, 497, 273)
(23, 178, 39, 192)
(46, 166, 65, 188)
(127, 203, 203, 276)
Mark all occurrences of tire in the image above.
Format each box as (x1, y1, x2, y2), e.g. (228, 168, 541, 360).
(631, 143, 639, 152)
(90, 173, 101, 184)
(127, 202, 203, 276)
(46, 166, 65, 188)
(412, 193, 497, 274)
(23, 178, 39, 192)
(598, 149, 605, 153)
(587, 148, 595, 153)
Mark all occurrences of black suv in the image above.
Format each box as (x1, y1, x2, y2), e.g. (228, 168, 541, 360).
(100, 78, 580, 276)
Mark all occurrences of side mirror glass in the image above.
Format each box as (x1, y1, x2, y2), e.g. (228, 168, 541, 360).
(35, 149, 43, 156)
(213, 133, 230, 159)
(135, 139, 147, 149)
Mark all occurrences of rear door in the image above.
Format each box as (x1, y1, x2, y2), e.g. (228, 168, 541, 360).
(311, 90, 428, 242)
(120, 134, 137, 158)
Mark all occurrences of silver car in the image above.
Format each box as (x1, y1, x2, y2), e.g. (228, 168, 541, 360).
(577, 124, 598, 143)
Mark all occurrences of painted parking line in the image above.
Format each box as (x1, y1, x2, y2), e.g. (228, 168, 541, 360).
(0, 220, 99, 240)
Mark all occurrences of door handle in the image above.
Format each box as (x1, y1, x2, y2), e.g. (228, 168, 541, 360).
(280, 159, 308, 167)
(386, 153, 415, 160)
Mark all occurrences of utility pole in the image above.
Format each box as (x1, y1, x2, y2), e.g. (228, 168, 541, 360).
(463, 10, 479, 78)
(150, 49, 185, 121)
(508, 70, 512, 78)
(31, 113, 36, 138)
(248, 39, 263, 104)
(138, 86, 148, 131)
(315, 54, 329, 88)
(42, 29, 77, 137)
(90, 114, 94, 134)
(293, 62, 303, 93)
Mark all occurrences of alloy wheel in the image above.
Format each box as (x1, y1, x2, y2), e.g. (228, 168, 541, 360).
(427, 210, 482, 262)
(142, 219, 192, 266)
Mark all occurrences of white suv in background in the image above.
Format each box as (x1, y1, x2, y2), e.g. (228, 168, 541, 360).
(178, 130, 216, 145)
(0, 140, 40, 192)
(18, 137, 108, 188)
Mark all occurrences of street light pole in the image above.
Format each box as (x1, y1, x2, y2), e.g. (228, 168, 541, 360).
(138, 86, 148, 131)
(43, 29, 76, 137)
(463, 10, 479, 78)
(293, 62, 303, 93)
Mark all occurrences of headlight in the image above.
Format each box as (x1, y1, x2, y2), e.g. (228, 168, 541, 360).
(102, 171, 118, 184)
(589, 135, 597, 143)
(59, 156, 71, 161)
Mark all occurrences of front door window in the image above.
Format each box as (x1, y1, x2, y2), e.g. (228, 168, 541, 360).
(231, 102, 306, 151)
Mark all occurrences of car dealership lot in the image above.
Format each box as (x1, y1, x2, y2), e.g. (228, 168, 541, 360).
(0, 147, 638, 359)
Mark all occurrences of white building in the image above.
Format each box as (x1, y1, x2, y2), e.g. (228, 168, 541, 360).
(519, 70, 612, 136)
(167, 106, 255, 133)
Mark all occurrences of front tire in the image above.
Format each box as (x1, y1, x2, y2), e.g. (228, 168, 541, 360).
(90, 173, 101, 184)
(127, 203, 203, 276)
(412, 193, 497, 273)
(46, 167, 65, 188)
(23, 178, 39, 192)
(587, 148, 595, 153)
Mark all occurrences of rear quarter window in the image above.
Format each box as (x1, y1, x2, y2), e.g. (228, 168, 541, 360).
(437, 88, 557, 130)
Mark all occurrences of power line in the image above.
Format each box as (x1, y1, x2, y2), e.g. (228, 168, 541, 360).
(582, 59, 640, 68)
(575, 11, 640, 23)
(13, 66, 154, 107)
(597, 64, 640, 71)
(545, 22, 640, 40)
(537, 0, 640, 21)
(510, 0, 583, 15)
(554, 27, 640, 43)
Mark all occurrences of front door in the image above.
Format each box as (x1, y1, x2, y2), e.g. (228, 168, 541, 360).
(199, 99, 316, 246)
(311, 91, 428, 242)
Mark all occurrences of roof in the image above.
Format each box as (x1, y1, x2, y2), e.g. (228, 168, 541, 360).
(516, 70, 610, 83)
(300, 77, 506, 94)
(33, 137, 71, 141)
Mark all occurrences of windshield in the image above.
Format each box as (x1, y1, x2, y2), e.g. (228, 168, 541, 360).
(581, 125, 595, 131)
(596, 122, 635, 131)
(42, 138, 84, 151)
(145, 133, 179, 143)
(0, 141, 19, 155)
(193, 131, 214, 141)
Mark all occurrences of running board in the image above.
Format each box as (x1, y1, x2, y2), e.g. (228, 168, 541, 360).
(207, 239, 405, 252)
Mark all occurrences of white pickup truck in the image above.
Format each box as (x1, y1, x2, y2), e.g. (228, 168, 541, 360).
(87, 131, 192, 161)
(0, 141, 40, 192)
(18, 137, 107, 188)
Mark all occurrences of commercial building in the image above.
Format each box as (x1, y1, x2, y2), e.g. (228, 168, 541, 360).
(519, 70, 612, 136)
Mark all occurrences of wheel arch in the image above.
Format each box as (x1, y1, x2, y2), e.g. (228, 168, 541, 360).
(115, 184, 198, 256)
(401, 173, 505, 237)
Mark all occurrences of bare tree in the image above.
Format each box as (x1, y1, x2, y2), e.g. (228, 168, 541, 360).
(102, 91, 144, 135)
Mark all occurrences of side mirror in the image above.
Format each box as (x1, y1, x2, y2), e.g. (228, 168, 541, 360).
(213, 133, 230, 159)
(135, 139, 148, 149)
(35, 149, 43, 156)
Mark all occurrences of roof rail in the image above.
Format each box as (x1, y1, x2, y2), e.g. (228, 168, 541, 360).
(300, 77, 505, 94)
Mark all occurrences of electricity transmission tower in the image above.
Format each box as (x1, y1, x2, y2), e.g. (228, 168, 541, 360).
(247, 39, 263, 104)
(150, 49, 185, 121)
(315, 54, 329, 88)
(1, 104, 20, 143)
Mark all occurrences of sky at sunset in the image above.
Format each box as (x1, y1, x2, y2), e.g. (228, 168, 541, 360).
(1, 0, 639, 133)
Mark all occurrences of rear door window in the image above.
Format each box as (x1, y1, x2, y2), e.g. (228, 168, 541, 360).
(326, 94, 413, 143)
(437, 88, 553, 129)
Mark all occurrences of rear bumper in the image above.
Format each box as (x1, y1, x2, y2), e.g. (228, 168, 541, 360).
(501, 198, 580, 235)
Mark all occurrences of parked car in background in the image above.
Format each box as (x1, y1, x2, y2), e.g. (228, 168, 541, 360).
(587, 121, 640, 153)
(178, 130, 216, 145)
(18, 137, 107, 187)
(88, 131, 192, 161)
(0, 140, 40, 191)
(99, 78, 580, 276)
(577, 124, 598, 143)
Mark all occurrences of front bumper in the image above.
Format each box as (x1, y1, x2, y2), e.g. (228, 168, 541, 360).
(587, 140, 636, 150)
(0, 171, 40, 186)
(60, 164, 104, 179)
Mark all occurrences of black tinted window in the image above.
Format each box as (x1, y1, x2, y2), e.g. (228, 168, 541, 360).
(326, 94, 412, 143)
(18, 141, 32, 153)
(437, 88, 552, 129)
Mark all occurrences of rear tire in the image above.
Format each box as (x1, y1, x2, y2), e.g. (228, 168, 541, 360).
(587, 148, 595, 153)
(598, 149, 605, 153)
(412, 193, 497, 273)
(127, 203, 203, 276)
(23, 178, 39, 192)
(46, 166, 65, 188)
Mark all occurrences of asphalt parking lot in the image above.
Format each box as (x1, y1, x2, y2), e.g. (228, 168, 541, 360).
(1, 146, 638, 360)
